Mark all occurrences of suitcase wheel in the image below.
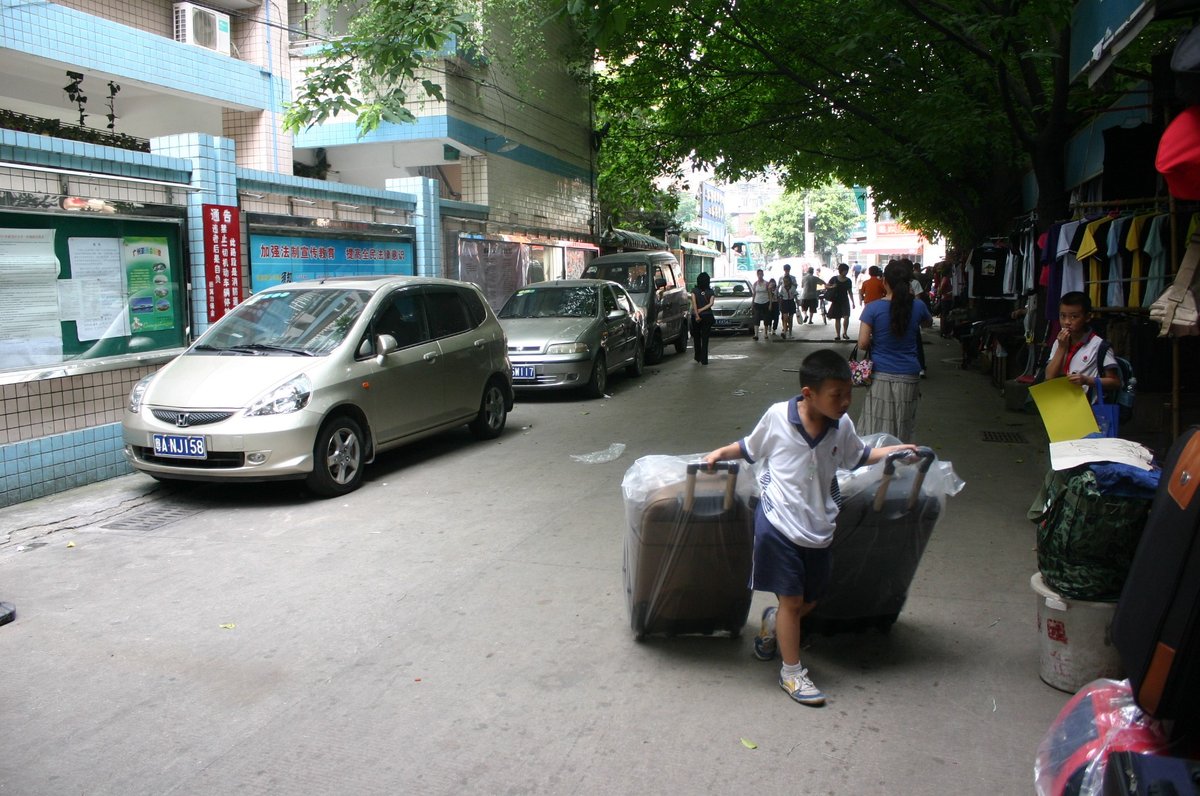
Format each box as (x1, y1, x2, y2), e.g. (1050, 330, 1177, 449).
(631, 602, 649, 641)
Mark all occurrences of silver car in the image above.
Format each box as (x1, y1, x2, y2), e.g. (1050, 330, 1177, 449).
(498, 279, 644, 398)
(123, 276, 513, 497)
(710, 278, 755, 334)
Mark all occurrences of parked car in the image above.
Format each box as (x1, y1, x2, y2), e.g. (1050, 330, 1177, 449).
(498, 279, 643, 398)
(710, 278, 755, 334)
(123, 276, 513, 497)
(581, 251, 688, 363)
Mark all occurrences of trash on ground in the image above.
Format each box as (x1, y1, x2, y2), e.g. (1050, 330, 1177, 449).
(740, 738, 758, 749)
(571, 443, 626, 463)
(219, 623, 236, 630)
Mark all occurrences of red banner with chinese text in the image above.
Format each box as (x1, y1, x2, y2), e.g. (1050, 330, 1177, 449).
(202, 203, 242, 322)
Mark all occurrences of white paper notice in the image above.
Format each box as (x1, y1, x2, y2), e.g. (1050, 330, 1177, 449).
(65, 237, 129, 340)
(1049, 438, 1156, 472)
(0, 228, 63, 368)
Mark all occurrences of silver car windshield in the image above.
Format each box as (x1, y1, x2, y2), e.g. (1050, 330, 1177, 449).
(581, 264, 649, 293)
(191, 288, 372, 356)
(499, 286, 598, 319)
(712, 281, 750, 297)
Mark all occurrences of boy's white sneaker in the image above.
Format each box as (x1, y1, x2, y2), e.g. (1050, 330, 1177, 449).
(780, 669, 826, 706)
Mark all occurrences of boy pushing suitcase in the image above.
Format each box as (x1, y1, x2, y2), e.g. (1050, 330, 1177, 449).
(704, 349, 917, 705)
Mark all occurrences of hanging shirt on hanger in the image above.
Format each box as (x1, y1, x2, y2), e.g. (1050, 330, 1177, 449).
(1024, 228, 1038, 294)
(1057, 220, 1085, 293)
(1105, 216, 1129, 308)
(1075, 216, 1113, 308)
(1142, 215, 1169, 308)
(1125, 212, 1156, 307)
(967, 245, 1009, 298)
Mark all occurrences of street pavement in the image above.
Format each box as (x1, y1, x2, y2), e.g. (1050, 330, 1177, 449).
(0, 316, 1070, 794)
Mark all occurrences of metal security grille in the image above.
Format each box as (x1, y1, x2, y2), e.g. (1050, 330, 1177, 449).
(101, 506, 202, 532)
(981, 430, 1028, 444)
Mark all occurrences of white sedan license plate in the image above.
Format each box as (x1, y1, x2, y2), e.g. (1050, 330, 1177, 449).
(153, 434, 207, 459)
(716, 318, 736, 326)
(512, 365, 536, 380)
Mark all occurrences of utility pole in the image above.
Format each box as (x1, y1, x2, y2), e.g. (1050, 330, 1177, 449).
(803, 193, 815, 263)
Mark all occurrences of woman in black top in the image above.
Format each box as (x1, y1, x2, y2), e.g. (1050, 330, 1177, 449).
(825, 263, 856, 340)
(690, 272, 716, 365)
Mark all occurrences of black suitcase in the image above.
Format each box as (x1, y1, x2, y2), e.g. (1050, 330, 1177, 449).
(1111, 427, 1200, 720)
(1102, 752, 1200, 795)
(805, 448, 941, 634)
(623, 463, 754, 640)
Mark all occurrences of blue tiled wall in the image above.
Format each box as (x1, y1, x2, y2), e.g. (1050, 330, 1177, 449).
(0, 424, 131, 508)
(0, 2, 283, 112)
(0, 129, 192, 184)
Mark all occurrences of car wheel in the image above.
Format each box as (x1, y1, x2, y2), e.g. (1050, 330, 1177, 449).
(306, 415, 365, 497)
(468, 379, 508, 440)
(646, 331, 665, 364)
(625, 339, 645, 378)
(584, 353, 607, 398)
(673, 325, 688, 353)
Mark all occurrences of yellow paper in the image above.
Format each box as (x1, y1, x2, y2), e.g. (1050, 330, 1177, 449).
(1029, 377, 1099, 442)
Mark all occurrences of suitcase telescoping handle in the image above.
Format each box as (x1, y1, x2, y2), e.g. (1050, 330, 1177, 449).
(685, 462, 740, 513)
(872, 447, 936, 512)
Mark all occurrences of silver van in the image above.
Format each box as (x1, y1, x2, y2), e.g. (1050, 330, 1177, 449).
(581, 251, 689, 363)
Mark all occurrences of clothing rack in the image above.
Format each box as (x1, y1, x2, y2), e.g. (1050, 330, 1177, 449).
(1069, 196, 1169, 210)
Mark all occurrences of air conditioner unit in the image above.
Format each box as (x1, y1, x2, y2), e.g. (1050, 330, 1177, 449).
(173, 3, 232, 56)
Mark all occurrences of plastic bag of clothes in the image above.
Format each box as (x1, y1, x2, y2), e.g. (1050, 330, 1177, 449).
(1034, 678, 1169, 796)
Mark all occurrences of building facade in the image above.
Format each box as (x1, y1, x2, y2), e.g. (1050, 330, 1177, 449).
(0, 0, 596, 506)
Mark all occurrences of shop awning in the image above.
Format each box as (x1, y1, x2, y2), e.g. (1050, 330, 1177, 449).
(601, 227, 668, 251)
(680, 241, 721, 257)
(857, 246, 923, 256)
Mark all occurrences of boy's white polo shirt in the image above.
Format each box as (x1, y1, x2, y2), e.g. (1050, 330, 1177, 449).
(738, 397, 871, 548)
(1047, 332, 1118, 401)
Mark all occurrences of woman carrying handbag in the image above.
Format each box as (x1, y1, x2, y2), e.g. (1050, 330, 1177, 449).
(855, 260, 933, 442)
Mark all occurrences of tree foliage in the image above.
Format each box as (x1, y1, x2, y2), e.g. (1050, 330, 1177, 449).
(283, 0, 565, 137)
(755, 185, 861, 258)
(575, 0, 1148, 245)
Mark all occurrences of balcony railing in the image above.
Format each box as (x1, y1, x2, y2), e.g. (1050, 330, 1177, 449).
(0, 109, 150, 153)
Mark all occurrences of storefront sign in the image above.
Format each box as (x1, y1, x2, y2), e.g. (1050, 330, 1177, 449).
(203, 204, 242, 322)
(248, 233, 413, 293)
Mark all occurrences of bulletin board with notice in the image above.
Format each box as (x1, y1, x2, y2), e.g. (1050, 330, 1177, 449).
(0, 210, 187, 373)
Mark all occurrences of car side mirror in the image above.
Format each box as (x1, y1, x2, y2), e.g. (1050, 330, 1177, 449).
(606, 309, 627, 321)
(654, 277, 667, 289)
(375, 334, 398, 364)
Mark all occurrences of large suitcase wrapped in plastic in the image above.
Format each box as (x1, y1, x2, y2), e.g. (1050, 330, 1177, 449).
(805, 444, 963, 635)
(1111, 426, 1200, 720)
(621, 458, 755, 640)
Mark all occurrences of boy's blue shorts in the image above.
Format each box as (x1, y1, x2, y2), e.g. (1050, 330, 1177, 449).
(750, 503, 832, 602)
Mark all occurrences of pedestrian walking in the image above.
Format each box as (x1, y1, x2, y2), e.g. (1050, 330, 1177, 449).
(825, 263, 856, 340)
(859, 265, 885, 305)
(767, 278, 780, 336)
(778, 264, 798, 337)
(750, 268, 771, 340)
(856, 260, 934, 442)
(690, 271, 716, 365)
(799, 267, 825, 324)
(852, 263, 863, 284)
(704, 348, 917, 706)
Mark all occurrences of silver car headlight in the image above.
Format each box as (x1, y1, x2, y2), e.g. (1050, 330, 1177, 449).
(245, 374, 312, 417)
(546, 342, 589, 355)
(128, 373, 155, 414)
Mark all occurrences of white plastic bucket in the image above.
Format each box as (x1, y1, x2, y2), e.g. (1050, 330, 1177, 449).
(1031, 572, 1124, 693)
